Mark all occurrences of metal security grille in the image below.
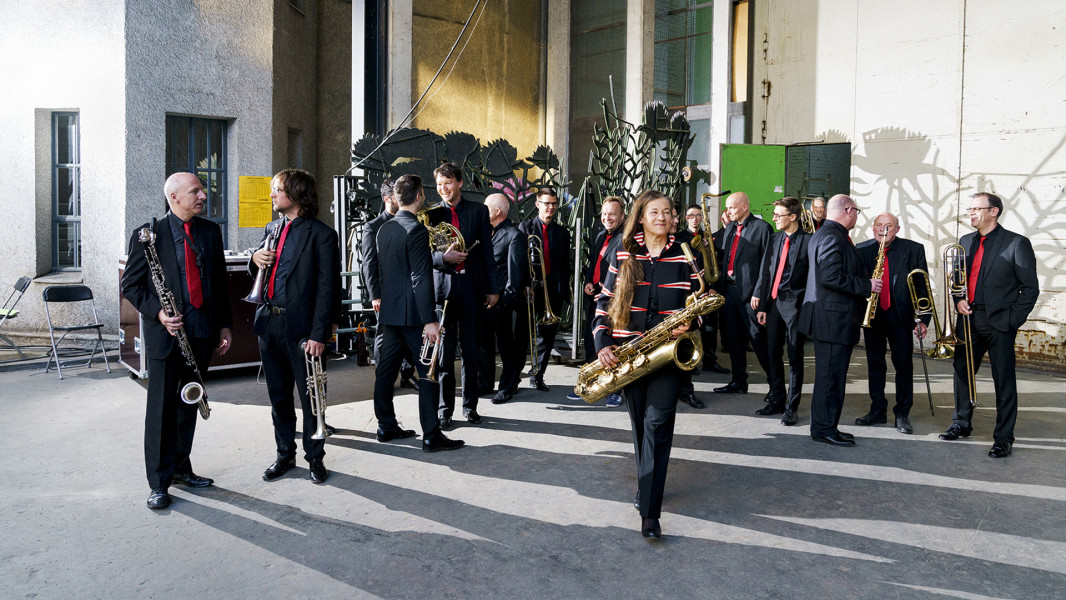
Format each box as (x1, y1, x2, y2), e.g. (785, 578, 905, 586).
(165, 115, 227, 235)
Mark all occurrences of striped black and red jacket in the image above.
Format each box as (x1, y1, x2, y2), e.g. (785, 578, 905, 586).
(592, 232, 703, 352)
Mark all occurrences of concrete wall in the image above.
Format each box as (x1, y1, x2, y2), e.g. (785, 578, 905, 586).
(754, 0, 1066, 368)
(316, 0, 353, 191)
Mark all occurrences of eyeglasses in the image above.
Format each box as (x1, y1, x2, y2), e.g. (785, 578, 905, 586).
(968, 207, 993, 214)
(771, 212, 792, 219)
(538, 201, 559, 207)
(843, 207, 861, 215)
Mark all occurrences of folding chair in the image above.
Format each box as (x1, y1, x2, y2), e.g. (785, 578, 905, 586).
(0, 276, 31, 358)
(42, 285, 112, 379)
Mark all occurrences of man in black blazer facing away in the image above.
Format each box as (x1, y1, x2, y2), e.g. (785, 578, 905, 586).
(519, 188, 572, 392)
(751, 197, 810, 424)
(939, 192, 1038, 458)
(374, 175, 464, 452)
(797, 194, 882, 446)
(855, 213, 931, 434)
(251, 169, 341, 484)
(714, 191, 774, 398)
(122, 172, 233, 509)
(427, 163, 499, 428)
(478, 193, 529, 404)
(362, 178, 417, 390)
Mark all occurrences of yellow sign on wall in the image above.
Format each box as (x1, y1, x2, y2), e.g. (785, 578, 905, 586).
(238, 176, 274, 228)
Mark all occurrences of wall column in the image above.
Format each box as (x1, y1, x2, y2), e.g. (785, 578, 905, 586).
(387, 0, 413, 130)
(545, 0, 570, 174)
(624, 0, 654, 127)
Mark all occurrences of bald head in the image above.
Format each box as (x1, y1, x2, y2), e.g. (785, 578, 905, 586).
(826, 194, 859, 231)
(485, 193, 510, 226)
(164, 172, 206, 221)
(725, 191, 750, 223)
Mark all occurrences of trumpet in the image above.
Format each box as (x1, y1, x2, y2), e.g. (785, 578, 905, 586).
(302, 339, 330, 440)
(419, 300, 448, 380)
(943, 243, 977, 407)
(906, 269, 937, 415)
(244, 219, 283, 304)
(691, 192, 726, 286)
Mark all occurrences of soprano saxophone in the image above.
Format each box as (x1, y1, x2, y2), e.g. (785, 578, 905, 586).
(573, 243, 725, 404)
(138, 221, 211, 420)
(862, 225, 889, 328)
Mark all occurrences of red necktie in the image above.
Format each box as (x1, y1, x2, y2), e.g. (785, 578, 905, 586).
(593, 232, 612, 284)
(450, 206, 465, 273)
(968, 236, 986, 303)
(771, 237, 789, 300)
(879, 251, 891, 310)
(727, 223, 743, 276)
(541, 223, 551, 275)
(183, 222, 203, 309)
(267, 221, 291, 300)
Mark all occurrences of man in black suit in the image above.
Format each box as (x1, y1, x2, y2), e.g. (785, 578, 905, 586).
(427, 163, 499, 428)
(478, 193, 529, 404)
(714, 192, 773, 398)
(519, 188, 571, 392)
(362, 178, 417, 391)
(752, 197, 810, 425)
(855, 213, 931, 434)
(797, 194, 882, 446)
(122, 172, 233, 510)
(939, 192, 1038, 458)
(251, 169, 341, 484)
(810, 196, 827, 230)
(374, 175, 464, 452)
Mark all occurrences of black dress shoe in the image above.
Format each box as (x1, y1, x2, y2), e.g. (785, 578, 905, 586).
(263, 457, 297, 481)
(530, 378, 549, 392)
(439, 415, 452, 430)
(895, 416, 913, 434)
(376, 424, 416, 442)
(762, 392, 775, 403)
(147, 488, 171, 509)
(400, 376, 418, 389)
(172, 472, 214, 488)
(633, 492, 640, 511)
(491, 390, 513, 404)
(324, 423, 338, 435)
(704, 362, 731, 374)
(755, 403, 785, 416)
(989, 441, 1012, 458)
(423, 434, 465, 452)
(835, 430, 854, 440)
(679, 393, 706, 409)
(641, 517, 662, 539)
(855, 411, 887, 426)
(781, 409, 798, 426)
(465, 410, 483, 424)
(308, 458, 329, 484)
(939, 423, 972, 441)
(812, 433, 856, 447)
(713, 381, 748, 394)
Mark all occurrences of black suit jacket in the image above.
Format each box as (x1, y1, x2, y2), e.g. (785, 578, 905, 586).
(956, 225, 1038, 332)
(583, 227, 622, 289)
(720, 214, 773, 301)
(754, 229, 811, 314)
(519, 216, 571, 308)
(489, 219, 528, 307)
(376, 211, 438, 327)
(122, 215, 232, 360)
(426, 197, 499, 301)
(251, 217, 341, 345)
(856, 236, 931, 327)
(797, 220, 871, 346)
(361, 210, 394, 303)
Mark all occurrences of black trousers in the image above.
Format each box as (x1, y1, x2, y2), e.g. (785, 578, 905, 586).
(810, 339, 855, 437)
(625, 365, 681, 519)
(374, 324, 442, 438)
(438, 276, 480, 418)
(530, 293, 562, 382)
(478, 301, 527, 394)
(373, 324, 415, 384)
(951, 307, 1019, 443)
(581, 294, 598, 364)
(144, 337, 214, 490)
(721, 282, 771, 387)
(764, 298, 805, 410)
(863, 312, 914, 418)
(258, 313, 325, 462)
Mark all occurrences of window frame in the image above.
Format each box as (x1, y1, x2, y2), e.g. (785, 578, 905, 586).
(51, 111, 81, 271)
(165, 115, 228, 240)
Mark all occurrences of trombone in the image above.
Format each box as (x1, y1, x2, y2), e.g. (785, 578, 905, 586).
(942, 243, 977, 407)
(526, 234, 560, 379)
(906, 269, 938, 416)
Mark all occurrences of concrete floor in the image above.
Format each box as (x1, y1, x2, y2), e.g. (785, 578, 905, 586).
(2, 347, 1065, 599)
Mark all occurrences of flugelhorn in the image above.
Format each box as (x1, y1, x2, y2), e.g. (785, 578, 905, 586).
(244, 219, 283, 304)
(302, 339, 330, 440)
(420, 300, 447, 380)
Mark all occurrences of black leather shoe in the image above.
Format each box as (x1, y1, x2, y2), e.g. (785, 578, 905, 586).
(641, 517, 662, 539)
(377, 424, 416, 442)
(855, 411, 887, 426)
(491, 390, 513, 404)
(263, 457, 297, 481)
(939, 423, 972, 441)
(679, 393, 705, 409)
(423, 434, 465, 452)
(531, 378, 549, 392)
(812, 433, 856, 447)
(755, 403, 785, 416)
(835, 430, 854, 440)
(763, 392, 775, 403)
(713, 381, 748, 394)
(465, 410, 483, 424)
(704, 361, 731, 374)
(989, 441, 1012, 458)
(172, 472, 214, 488)
(633, 492, 640, 511)
(781, 409, 798, 426)
(400, 376, 419, 389)
(895, 416, 913, 434)
(323, 423, 338, 436)
(147, 488, 171, 509)
(439, 415, 452, 430)
(308, 458, 329, 484)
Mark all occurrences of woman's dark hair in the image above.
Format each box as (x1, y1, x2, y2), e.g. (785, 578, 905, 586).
(276, 169, 319, 219)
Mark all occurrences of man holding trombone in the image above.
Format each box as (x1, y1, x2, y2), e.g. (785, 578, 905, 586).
(939, 192, 1038, 458)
